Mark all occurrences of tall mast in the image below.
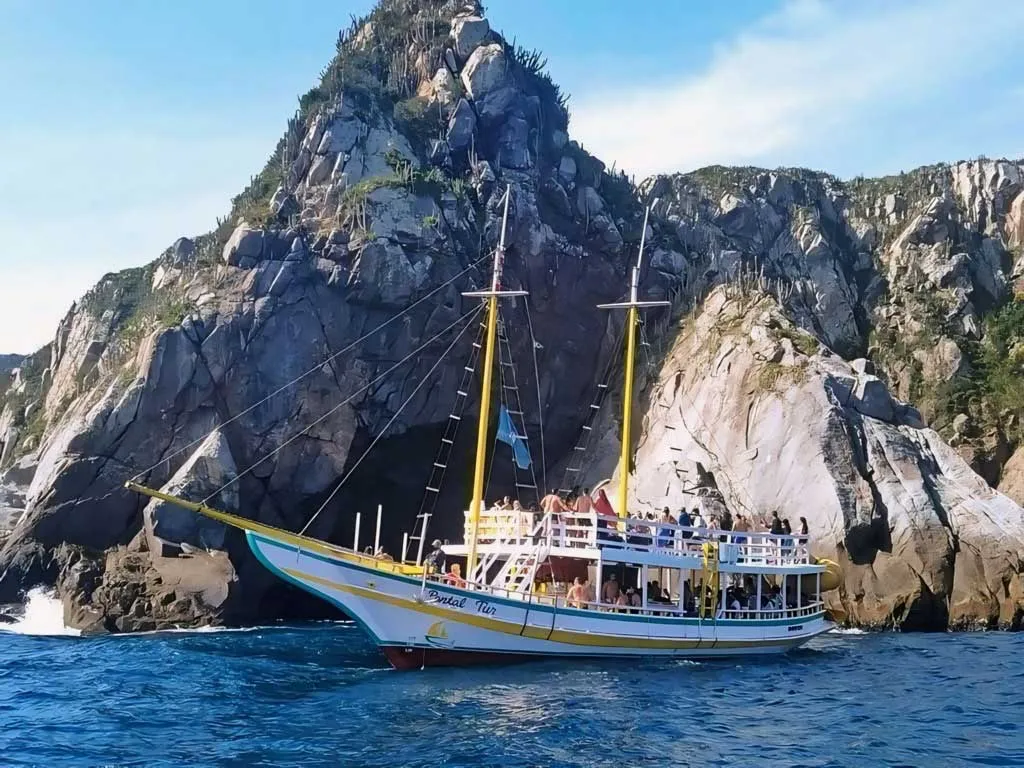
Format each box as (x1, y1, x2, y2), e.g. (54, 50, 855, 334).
(597, 206, 670, 518)
(464, 187, 527, 579)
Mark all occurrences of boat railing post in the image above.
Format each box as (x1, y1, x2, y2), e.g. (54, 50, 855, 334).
(401, 532, 409, 564)
(374, 504, 382, 556)
(415, 513, 430, 566)
(353, 512, 362, 552)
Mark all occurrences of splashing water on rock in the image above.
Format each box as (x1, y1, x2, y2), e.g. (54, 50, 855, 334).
(0, 587, 80, 637)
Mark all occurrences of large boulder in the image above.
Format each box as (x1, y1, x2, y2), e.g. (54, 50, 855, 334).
(461, 44, 516, 123)
(143, 430, 236, 557)
(451, 14, 490, 60)
(222, 224, 264, 267)
(446, 98, 477, 152)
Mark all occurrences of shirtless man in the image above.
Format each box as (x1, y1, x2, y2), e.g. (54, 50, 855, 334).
(574, 487, 593, 515)
(540, 489, 568, 514)
(601, 573, 620, 604)
(566, 577, 587, 608)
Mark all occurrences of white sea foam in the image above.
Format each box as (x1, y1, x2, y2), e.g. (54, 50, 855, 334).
(829, 627, 868, 635)
(0, 587, 81, 637)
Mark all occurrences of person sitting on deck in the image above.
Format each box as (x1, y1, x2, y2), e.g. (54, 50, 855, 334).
(374, 547, 394, 562)
(446, 563, 466, 587)
(626, 587, 641, 610)
(615, 591, 629, 612)
(602, 573, 620, 605)
(497, 495, 513, 510)
(566, 577, 587, 609)
(425, 539, 446, 574)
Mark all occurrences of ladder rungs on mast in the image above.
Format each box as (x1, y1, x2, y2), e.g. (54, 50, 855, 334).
(456, 390, 468, 396)
(433, 462, 446, 469)
(440, 438, 454, 445)
(514, 483, 536, 489)
(425, 486, 441, 493)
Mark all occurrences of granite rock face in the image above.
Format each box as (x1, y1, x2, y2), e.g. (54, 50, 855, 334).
(0, 0, 630, 631)
(1, 0, 1022, 632)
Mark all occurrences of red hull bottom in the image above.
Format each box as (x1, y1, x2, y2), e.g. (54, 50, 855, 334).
(380, 646, 538, 670)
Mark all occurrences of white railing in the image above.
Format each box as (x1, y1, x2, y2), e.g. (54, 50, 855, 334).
(464, 508, 813, 566)
(418, 568, 825, 621)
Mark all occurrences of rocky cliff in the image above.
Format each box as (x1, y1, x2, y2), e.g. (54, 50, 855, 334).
(0, 0, 1021, 632)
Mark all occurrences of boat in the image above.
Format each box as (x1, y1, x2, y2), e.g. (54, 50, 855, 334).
(127, 188, 836, 668)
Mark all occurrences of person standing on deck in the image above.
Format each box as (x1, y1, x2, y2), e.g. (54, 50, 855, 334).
(602, 573, 620, 605)
(425, 539, 446, 575)
(658, 507, 675, 548)
(678, 508, 693, 540)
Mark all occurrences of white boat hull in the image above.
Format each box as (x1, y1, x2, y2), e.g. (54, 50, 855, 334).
(246, 532, 831, 669)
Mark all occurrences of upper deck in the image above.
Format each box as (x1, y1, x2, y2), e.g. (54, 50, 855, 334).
(447, 508, 821, 575)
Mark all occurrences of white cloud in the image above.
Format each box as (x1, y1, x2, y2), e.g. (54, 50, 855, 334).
(570, 0, 1024, 179)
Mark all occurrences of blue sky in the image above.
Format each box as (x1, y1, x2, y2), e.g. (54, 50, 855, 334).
(1, 0, 1023, 354)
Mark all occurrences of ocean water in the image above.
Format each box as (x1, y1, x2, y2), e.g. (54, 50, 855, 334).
(0, 591, 1021, 767)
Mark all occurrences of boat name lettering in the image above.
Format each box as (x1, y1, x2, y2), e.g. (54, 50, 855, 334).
(475, 600, 496, 616)
(426, 590, 467, 609)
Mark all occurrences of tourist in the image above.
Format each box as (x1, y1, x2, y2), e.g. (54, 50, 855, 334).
(575, 487, 593, 515)
(446, 562, 466, 587)
(733, 513, 750, 546)
(658, 507, 675, 549)
(721, 508, 733, 532)
(782, 518, 793, 559)
(512, 499, 523, 511)
(425, 539, 446, 574)
(566, 577, 587, 608)
(769, 510, 784, 535)
(594, 488, 618, 546)
(584, 579, 596, 605)
(678, 508, 693, 540)
(615, 591, 629, 612)
(541, 488, 567, 515)
(602, 572, 620, 604)
(627, 587, 641, 610)
(691, 508, 706, 538)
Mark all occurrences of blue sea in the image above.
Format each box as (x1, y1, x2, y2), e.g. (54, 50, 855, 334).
(0, 591, 1021, 767)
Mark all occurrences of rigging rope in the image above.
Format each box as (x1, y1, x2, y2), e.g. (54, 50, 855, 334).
(496, 307, 540, 504)
(523, 299, 547, 496)
(410, 317, 485, 544)
(129, 253, 491, 483)
(298, 302, 484, 536)
(199, 306, 483, 505)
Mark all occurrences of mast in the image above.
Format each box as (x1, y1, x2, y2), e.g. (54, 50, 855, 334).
(464, 187, 527, 579)
(597, 206, 670, 518)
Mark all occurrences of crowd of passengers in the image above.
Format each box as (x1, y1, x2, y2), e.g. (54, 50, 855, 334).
(486, 487, 810, 551)
(563, 572, 810, 617)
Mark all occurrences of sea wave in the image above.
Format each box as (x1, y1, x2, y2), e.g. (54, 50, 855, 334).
(0, 587, 81, 637)
(829, 626, 869, 635)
